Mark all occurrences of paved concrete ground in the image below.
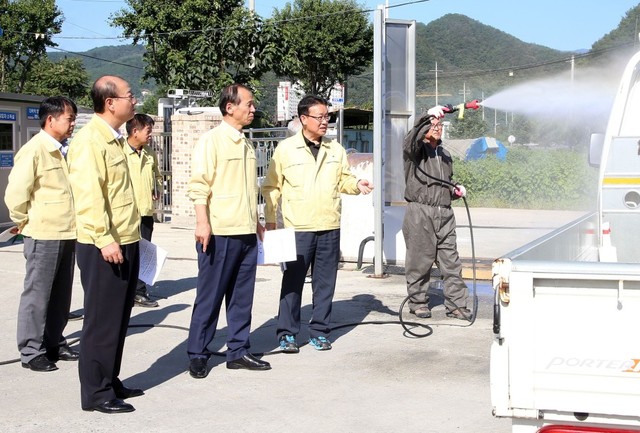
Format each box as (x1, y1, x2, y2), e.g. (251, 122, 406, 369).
(0, 209, 585, 433)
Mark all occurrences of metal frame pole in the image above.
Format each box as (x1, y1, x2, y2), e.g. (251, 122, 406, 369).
(373, 6, 385, 277)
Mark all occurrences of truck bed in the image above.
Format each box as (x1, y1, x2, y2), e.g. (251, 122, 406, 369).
(491, 211, 640, 431)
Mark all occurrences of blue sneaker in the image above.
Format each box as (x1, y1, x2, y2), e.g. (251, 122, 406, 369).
(308, 336, 332, 351)
(279, 334, 299, 353)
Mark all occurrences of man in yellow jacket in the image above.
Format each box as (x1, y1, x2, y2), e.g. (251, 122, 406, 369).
(262, 95, 373, 353)
(4, 96, 80, 372)
(67, 76, 142, 414)
(125, 113, 162, 308)
(186, 83, 270, 379)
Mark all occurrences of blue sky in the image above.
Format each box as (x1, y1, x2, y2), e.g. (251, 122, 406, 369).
(52, 0, 640, 53)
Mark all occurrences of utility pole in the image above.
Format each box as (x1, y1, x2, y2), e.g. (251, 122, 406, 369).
(430, 62, 442, 105)
(570, 54, 574, 85)
(248, 0, 255, 68)
(459, 82, 470, 103)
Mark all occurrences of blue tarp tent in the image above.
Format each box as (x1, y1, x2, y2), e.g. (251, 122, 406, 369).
(465, 137, 508, 161)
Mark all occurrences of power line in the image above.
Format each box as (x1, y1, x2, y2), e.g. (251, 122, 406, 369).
(14, 0, 425, 71)
(12, 0, 633, 81)
(344, 41, 635, 84)
(47, 46, 144, 70)
(36, 2, 389, 69)
(10, 0, 432, 42)
(415, 42, 635, 79)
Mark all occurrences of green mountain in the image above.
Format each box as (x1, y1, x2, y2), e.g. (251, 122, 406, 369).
(47, 7, 640, 117)
(413, 14, 568, 108)
(345, 14, 578, 112)
(48, 45, 152, 97)
(261, 13, 574, 117)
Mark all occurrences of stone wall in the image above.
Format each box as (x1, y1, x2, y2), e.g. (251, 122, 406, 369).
(168, 112, 222, 228)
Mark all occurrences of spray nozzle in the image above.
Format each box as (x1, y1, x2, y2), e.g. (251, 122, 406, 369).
(464, 99, 482, 110)
(442, 100, 482, 114)
(441, 100, 482, 120)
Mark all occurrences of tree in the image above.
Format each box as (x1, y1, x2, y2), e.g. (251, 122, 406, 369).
(110, 0, 284, 98)
(22, 57, 89, 100)
(590, 5, 640, 61)
(271, 0, 373, 98)
(0, 0, 63, 92)
(507, 115, 533, 144)
(448, 109, 487, 139)
(135, 85, 170, 115)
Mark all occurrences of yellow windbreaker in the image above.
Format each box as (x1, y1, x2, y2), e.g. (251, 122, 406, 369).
(67, 115, 140, 248)
(262, 130, 360, 231)
(187, 121, 257, 235)
(4, 130, 76, 240)
(126, 144, 162, 217)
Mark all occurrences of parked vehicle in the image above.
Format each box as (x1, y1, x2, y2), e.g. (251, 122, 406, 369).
(490, 50, 640, 432)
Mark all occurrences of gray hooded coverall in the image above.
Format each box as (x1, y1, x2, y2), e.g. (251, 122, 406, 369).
(402, 114, 469, 313)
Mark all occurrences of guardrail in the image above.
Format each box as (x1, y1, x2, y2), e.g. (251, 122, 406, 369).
(149, 127, 290, 221)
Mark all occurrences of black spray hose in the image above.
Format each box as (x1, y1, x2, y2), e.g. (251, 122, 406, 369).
(0, 145, 476, 368)
(356, 235, 375, 270)
(397, 116, 479, 336)
(398, 194, 478, 337)
(0, 270, 475, 368)
(0, 319, 437, 366)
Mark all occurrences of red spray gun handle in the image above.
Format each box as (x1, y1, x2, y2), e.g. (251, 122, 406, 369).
(442, 99, 482, 114)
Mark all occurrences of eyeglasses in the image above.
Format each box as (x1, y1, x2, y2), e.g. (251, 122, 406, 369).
(111, 95, 137, 102)
(306, 114, 331, 123)
(430, 124, 443, 131)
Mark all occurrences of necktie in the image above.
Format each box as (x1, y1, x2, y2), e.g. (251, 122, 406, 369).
(60, 140, 69, 159)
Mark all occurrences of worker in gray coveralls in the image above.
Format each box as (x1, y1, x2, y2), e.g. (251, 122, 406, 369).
(402, 105, 471, 321)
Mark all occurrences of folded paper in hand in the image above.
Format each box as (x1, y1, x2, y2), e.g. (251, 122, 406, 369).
(257, 228, 297, 265)
(139, 238, 168, 285)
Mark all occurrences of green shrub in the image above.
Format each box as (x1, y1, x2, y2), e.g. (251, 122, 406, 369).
(452, 147, 598, 210)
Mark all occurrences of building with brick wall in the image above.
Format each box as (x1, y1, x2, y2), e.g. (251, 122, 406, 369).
(168, 111, 222, 228)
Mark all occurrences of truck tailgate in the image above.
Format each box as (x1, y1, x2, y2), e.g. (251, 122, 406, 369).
(502, 266, 640, 417)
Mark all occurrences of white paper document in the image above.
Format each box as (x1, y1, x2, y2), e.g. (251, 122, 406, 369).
(0, 226, 18, 242)
(138, 238, 168, 285)
(257, 228, 297, 265)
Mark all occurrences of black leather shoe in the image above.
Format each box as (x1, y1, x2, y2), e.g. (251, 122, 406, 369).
(114, 386, 144, 399)
(68, 311, 83, 321)
(57, 345, 80, 361)
(226, 353, 271, 371)
(22, 354, 58, 372)
(189, 357, 208, 379)
(134, 294, 158, 308)
(84, 398, 135, 414)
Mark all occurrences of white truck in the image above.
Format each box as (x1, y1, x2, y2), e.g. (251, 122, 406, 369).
(490, 50, 640, 432)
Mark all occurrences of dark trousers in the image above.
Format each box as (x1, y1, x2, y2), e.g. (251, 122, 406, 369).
(136, 216, 154, 296)
(187, 234, 257, 362)
(18, 238, 75, 363)
(277, 229, 340, 340)
(76, 241, 139, 409)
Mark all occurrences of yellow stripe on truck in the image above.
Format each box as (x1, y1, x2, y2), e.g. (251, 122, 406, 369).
(602, 177, 640, 185)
